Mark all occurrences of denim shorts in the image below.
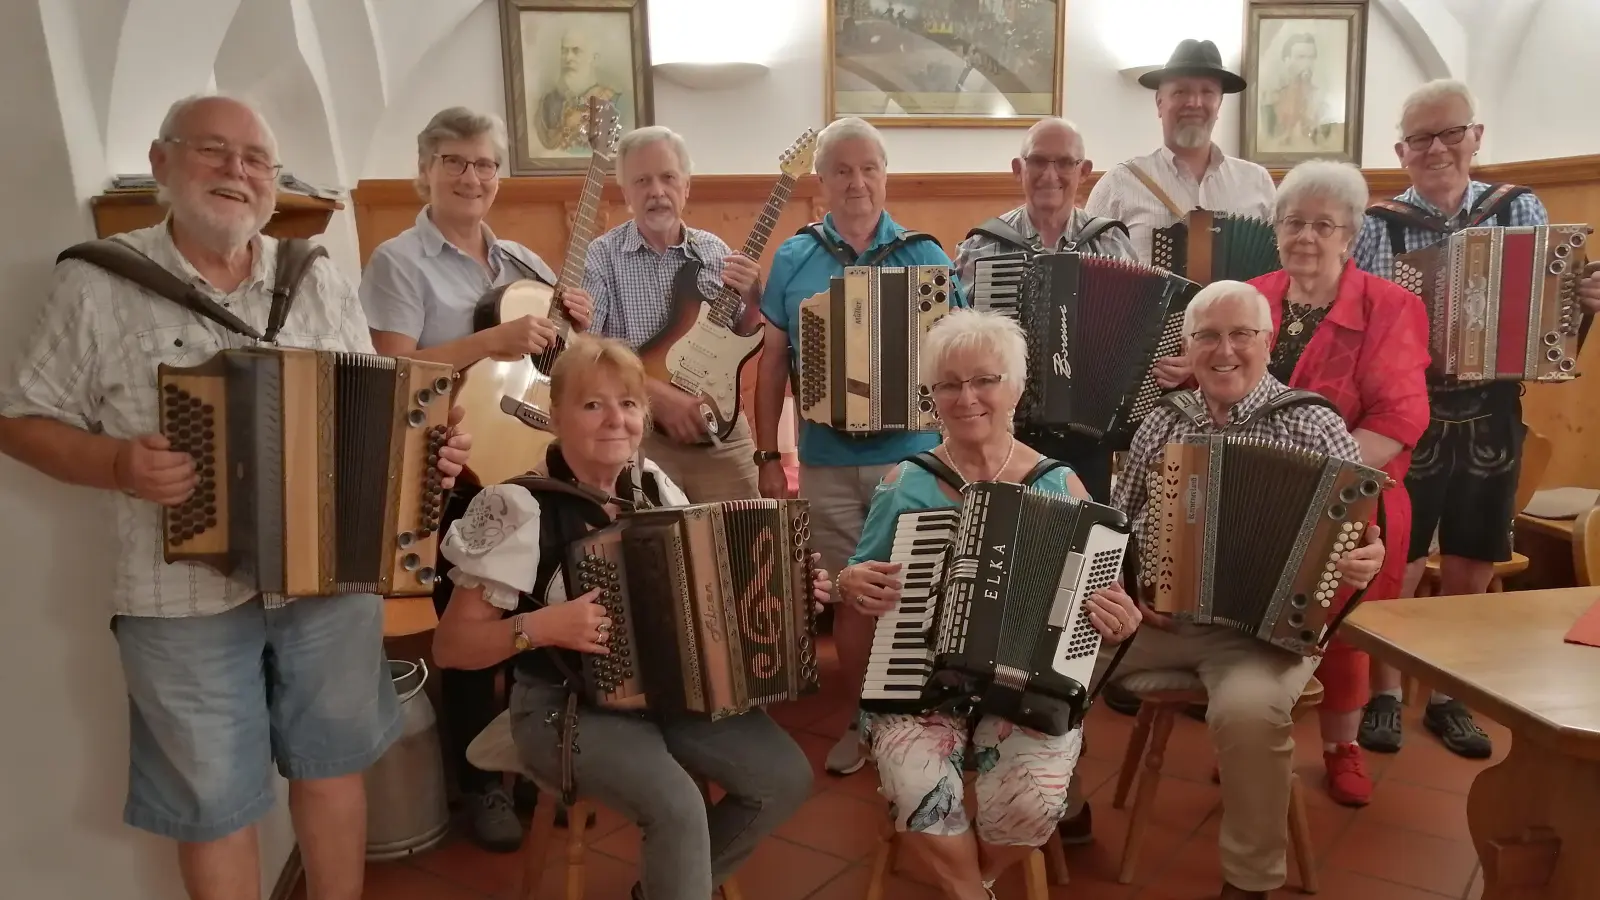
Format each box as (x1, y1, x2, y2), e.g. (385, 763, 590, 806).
(112, 593, 401, 842)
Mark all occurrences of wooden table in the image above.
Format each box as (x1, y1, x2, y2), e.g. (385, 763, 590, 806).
(1344, 589, 1600, 899)
(1515, 514, 1579, 590)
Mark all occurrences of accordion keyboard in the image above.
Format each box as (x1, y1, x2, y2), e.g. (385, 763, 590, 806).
(863, 508, 962, 703)
(972, 252, 1030, 319)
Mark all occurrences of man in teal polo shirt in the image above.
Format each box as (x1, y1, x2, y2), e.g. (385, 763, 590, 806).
(753, 116, 967, 776)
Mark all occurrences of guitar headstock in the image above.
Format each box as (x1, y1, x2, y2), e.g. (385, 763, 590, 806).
(780, 128, 819, 178)
(582, 97, 622, 161)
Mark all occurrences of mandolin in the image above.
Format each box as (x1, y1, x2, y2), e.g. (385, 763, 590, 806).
(636, 129, 819, 442)
(453, 97, 620, 486)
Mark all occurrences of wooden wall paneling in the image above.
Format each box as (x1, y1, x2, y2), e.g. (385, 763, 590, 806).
(351, 154, 1600, 491)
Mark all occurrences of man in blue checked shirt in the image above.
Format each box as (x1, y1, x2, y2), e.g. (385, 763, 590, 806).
(752, 116, 967, 778)
(1352, 79, 1600, 762)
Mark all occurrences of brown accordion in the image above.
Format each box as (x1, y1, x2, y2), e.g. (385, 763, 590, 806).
(1152, 209, 1280, 285)
(1393, 224, 1591, 383)
(566, 499, 821, 718)
(797, 265, 953, 433)
(1139, 434, 1387, 656)
(157, 348, 456, 599)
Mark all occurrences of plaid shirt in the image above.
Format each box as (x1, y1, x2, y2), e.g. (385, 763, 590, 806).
(1352, 181, 1548, 282)
(952, 205, 1140, 285)
(584, 220, 735, 349)
(1112, 374, 1362, 544)
(0, 221, 374, 618)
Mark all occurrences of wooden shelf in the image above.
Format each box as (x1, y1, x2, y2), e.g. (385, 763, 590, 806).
(90, 189, 345, 240)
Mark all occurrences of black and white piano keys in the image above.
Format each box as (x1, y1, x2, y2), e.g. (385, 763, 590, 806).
(972, 253, 1029, 319)
(862, 508, 961, 703)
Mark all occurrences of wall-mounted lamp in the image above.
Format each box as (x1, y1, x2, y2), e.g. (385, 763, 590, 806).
(653, 61, 771, 90)
(1118, 65, 1163, 84)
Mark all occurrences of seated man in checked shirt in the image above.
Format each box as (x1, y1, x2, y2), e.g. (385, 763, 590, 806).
(583, 125, 763, 503)
(1101, 279, 1386, 900)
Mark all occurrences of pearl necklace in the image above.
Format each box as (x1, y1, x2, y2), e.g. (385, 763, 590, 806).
(942, 437, 1017, 484)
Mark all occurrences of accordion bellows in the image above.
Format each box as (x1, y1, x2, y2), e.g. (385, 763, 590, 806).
(1152, 210, 1280, 285)
(1141, 434, 1388, 656)
(158, 348, 455, 599)
(1394, 224, 1590, 383)
(797, 265, 953, 433)
(566, 498, 820, 719)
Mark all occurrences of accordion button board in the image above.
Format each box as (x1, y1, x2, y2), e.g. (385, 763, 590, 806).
(157, 348, 456, 599)
(1142, 434, 1389, 656)
(1150, 209, 1281, 286)
(1394, 224, 1590, 383)
(797, 265, 952, 434)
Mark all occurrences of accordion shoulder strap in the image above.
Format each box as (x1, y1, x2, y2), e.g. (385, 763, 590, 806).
(1466, 183, 1533, 227)
(56, 239, 265, 340)
(1019, 457, 1069, 486)
(1238, 388, 1339, 427)
(796, 222, 943, 267)
(904, 452, 966, 492)
(1068, 217, 1130, 251)
(268, 238, 327, 344)
(1158, 390, 1210, 429)
(966, 217, 1038, 253)
(1121, 162, 1185, 219)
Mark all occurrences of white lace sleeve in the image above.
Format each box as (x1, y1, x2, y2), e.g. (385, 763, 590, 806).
(439, 484, 542, 612)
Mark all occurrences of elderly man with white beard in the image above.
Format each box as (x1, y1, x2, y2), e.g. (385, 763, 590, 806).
(0, 94, 473, 900)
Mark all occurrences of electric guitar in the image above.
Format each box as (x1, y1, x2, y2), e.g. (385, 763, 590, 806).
(636, 129, 819, 442)
(453, 97, 620, 486)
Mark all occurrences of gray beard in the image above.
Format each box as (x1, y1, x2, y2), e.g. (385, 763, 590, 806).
(1173, 124, 1211, 149)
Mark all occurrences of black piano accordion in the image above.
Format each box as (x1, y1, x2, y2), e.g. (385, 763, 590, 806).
(971, 251, 1199, 442)
(861, 482, 1130, 735)
(796, 265, 953, 434)
(1139, 434, 1389, 656)
(565, 499, 820, 719)
(157, 348, 457, 599)
(1152, 209, 1280, 285)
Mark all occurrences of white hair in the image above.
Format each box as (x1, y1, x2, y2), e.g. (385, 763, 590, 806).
(154, 93, 279, 205)
(921, 308, 1028, 392)
(1274, 158, 1369, 226)
(1397, 79, 1477, 136)
(615, 125, 693, 185)
(814, 117, 888, 174)
(1182, 280, 1272, 336)
(1019, 117, 1084, 158)
(414, 106, 509, 200)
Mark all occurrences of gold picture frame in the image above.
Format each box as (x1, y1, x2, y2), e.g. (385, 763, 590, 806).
(1241, 0, 1368, 166)
(825, 0, 1066, 128)
(499, 0, 653, 175)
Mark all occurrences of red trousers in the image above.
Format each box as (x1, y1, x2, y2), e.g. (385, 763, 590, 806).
(1314, 638, 1368, 713)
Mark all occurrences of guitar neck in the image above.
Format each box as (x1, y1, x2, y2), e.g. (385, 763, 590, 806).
(709, 172, 798, 328)
(553, 153, 609, 331)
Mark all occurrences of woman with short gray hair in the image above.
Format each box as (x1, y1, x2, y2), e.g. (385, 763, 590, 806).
(1246, 158, 1431, 808)
(836, 308, 1140, 899)
(357, 106, 596, 852)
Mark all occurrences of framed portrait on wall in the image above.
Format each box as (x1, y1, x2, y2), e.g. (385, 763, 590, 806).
(826, 0, 1066, 127)
(499, 0, 652, 175)
(1241, 1, 1368, 165)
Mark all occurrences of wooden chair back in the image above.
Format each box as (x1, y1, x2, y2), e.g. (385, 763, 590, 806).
(1516, 428, 1555, 513)
(1573, 505, 1600, 587)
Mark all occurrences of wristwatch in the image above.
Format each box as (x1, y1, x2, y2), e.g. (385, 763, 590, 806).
(753, 450, 782, 466)
(512, 614, 535, 651)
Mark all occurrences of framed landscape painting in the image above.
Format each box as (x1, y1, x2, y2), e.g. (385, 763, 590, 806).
(1241, 1, 1368, 165)
(499, 0, 653, 174)
(826, 0, 1066, 127)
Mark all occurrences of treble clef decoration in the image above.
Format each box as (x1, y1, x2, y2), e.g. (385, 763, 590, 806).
(737, 526, 784, 680)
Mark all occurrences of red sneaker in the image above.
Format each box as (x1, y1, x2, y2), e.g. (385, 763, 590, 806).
(1323, 743, 1372, 807)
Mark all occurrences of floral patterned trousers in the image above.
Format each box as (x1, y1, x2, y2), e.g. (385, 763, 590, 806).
(863, 711, 1083, 846)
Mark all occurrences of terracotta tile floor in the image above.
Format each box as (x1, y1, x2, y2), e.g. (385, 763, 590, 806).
(332, 638, 1499, 899)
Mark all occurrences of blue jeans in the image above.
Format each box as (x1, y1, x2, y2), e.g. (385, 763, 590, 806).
(113, 593, 400, 842)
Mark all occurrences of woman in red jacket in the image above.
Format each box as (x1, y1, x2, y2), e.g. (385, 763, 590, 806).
(1248, 159, 1431, 808)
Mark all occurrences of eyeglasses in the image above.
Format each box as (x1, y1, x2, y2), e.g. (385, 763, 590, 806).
(1400, 124, 1475, 152)
(1276, 216, 1348, 238)
(437, 154, 500, 179)
(1188, 328, 1267, 350)
(165, 138, 281, 181)
(930, 373, 1007, 400)
(1022, 155, 1085, 171)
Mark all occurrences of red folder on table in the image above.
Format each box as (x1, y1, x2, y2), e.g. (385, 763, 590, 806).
(1565, 598, 1600, 648)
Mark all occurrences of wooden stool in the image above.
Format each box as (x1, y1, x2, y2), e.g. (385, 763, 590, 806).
(466, 710, 745, 900)
(865, 825, 1068, 900)
(1111, 672, 1322, 893)
(1417, 551, 1528, 596)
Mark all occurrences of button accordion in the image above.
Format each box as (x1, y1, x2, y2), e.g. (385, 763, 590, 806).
(1152, 209, 1280, 285)
(1138, 434, 1389, 656)
(861, 482, 1130, 735)
(157, 348, 456, 599)
(1393, 224, 1591, 383)
(972, 251, 1199, 442)
(796, 265, 953, 434)
(565, 499, 820, 719)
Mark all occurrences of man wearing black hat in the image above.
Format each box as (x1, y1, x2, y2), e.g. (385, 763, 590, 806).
(1084, 38, 1276, 270)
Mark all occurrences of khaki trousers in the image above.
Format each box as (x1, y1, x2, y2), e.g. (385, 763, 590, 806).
(796, 462, 896, 575)
(641, 415, 761, 503)
(1090, 624, 1318, 892)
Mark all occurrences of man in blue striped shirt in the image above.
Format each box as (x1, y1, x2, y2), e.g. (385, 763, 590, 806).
(1352, 79, 1600, 761)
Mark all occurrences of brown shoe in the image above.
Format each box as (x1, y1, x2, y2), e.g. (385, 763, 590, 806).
(1218, 883, 1267, 899)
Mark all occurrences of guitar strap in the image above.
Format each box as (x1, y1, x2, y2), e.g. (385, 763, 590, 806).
(1123, 162, 1186, 219)
(57, 236, 326, 344)
(501, 249, 556, 286)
